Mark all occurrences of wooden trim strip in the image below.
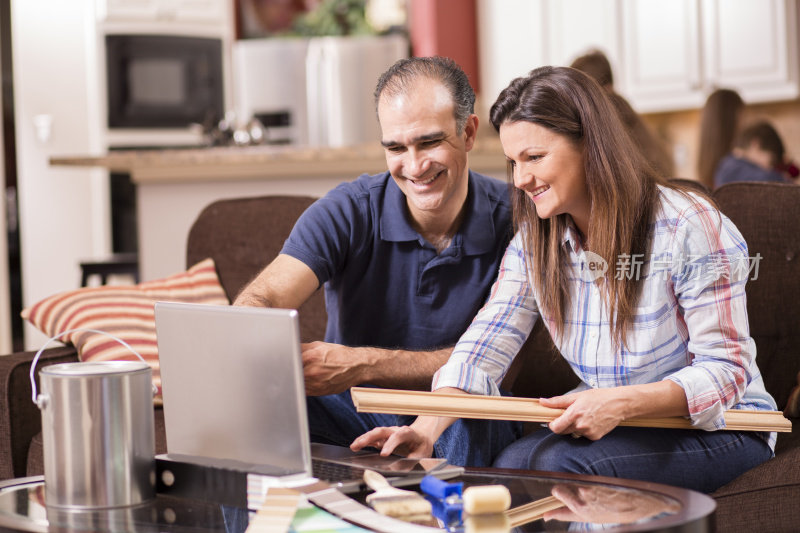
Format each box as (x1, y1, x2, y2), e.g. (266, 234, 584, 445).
(350, 388, 792, 432)
(506, 496, 565, 527)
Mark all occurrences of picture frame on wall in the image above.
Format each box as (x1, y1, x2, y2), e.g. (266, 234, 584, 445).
(234, 0, 309, 39)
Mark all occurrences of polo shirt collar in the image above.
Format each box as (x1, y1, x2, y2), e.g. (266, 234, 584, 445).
(379, 171, 499, 255)
(458, 171, 500, 255)
(380, 175, 419, 242)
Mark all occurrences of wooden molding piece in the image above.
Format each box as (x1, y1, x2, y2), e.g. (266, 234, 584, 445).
(506, 496, 564, 527)
(350, 387, 792, 433)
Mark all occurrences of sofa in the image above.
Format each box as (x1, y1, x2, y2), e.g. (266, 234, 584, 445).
(2, 182, 799, 531)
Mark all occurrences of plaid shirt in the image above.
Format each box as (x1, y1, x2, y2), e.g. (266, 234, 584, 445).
(433, 186, 777, 447)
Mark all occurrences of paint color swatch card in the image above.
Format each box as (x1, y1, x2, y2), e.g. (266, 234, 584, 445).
(290, 503, 370, 533)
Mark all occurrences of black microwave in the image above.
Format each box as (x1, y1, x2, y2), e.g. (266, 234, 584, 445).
(105, 34, 224, 129)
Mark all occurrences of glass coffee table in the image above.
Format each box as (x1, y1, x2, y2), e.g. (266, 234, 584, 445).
(0, 468, 715, 532)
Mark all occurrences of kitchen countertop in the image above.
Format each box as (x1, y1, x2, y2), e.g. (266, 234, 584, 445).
(49, 136, 507, 184)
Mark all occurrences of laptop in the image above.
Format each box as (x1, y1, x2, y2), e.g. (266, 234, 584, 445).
(153, 301, 462, 503)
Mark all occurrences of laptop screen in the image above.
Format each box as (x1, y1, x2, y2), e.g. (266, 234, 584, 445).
(155, 302, 312, 477)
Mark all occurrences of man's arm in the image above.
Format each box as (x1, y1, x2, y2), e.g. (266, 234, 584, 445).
(301, 343, 452, 395)
(233, 254, 319, 309)
(236, 254, 453, 394)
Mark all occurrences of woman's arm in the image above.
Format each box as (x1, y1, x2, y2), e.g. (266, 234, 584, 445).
(350, 388, 465, 457)
(350, 236, 541, 456)
(541, 380, 688, 440)
(663, 199, 774, 428)
(432, 236, 540, 396)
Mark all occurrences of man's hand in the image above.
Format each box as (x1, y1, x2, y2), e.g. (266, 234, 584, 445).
(301, 342, 369, 396)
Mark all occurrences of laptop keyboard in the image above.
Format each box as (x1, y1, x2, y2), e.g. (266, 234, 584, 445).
(311, 458, 366, 483)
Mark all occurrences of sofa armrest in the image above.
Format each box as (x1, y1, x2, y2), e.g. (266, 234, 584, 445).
(0, 346, 79, 480)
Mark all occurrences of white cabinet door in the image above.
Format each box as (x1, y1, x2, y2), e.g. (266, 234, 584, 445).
(620, 0, 705, 112)
(546, 0, 622, 72)
(702, 0, 799, 103)
(477, 0, 547, 115)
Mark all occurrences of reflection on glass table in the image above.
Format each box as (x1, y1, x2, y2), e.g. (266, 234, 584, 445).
(0, 470, 715, 533)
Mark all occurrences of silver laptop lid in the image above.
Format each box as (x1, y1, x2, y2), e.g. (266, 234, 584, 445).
(155, 302, 312, 477)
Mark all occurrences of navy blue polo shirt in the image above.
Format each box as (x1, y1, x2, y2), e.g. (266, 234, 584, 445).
(281, 171, 512, 350)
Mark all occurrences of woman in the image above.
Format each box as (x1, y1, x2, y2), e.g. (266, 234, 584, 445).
(351, 66, 776, 493)
(697, 88, 745, 189)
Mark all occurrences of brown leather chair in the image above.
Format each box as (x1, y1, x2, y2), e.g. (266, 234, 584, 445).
(186, 195, 326, 342)
(709, 181, 800, 532)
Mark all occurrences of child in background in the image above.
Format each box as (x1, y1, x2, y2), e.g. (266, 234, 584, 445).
(714, 120, 796, 189)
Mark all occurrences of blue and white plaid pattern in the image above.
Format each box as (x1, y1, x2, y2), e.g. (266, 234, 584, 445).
(433, 186, 777, 446)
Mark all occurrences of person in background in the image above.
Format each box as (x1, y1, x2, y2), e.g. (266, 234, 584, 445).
(352, 66, 777, 494)
(234, 56, 520, 467)
(570, 49, 675, 178)
(714, 120, 796, 188)
(697, 88, 745, 189)
(569, 49, 614, 90)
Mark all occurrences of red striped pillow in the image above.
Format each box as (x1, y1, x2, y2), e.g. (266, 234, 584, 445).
(21, 258, 229, 403)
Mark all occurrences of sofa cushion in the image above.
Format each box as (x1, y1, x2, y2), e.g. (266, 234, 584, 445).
(712, 447, 800, 532)
(20, 258, 228, 402)
(27, 407, 167, 477)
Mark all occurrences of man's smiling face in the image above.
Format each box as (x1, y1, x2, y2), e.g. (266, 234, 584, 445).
(378, 77, 476, 224)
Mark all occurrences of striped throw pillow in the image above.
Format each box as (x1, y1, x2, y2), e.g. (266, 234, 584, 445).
(21, 258, 229, 403)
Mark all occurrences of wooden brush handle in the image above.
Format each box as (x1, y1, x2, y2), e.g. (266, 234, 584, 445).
(363, 469, 392, 491)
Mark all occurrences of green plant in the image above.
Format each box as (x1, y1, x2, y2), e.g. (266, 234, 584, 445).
(291, 0, 375, 36)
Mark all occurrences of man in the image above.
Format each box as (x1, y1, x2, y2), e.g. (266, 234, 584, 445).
(234, 56, 519, 466)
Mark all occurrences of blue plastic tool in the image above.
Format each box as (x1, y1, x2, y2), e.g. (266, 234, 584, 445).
(420, 476, 464, 531)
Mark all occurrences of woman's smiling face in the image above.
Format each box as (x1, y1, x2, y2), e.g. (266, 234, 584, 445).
(499, 120, 592, 236)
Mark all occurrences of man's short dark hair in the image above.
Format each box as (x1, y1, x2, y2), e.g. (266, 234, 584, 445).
(374, 56, 475, 134)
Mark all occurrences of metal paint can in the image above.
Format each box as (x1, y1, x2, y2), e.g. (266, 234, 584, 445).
(35, 361, 155, 509)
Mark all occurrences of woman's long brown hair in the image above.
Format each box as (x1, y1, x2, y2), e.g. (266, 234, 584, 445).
(697, 88, 744, 189)
(490, 66, 671, 349)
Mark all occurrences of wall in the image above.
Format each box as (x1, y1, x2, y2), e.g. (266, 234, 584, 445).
(643, 98, 800, 181)
(12, 0, 107, 349)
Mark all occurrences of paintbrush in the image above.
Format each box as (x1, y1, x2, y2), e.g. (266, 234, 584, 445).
(363, 468, 433, 519)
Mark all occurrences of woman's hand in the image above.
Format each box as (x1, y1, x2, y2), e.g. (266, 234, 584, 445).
(350, 424, 435, 458)
(350, 404, 460, 459)
(541, 381, 689, 440)
(541, 388, 630, 440)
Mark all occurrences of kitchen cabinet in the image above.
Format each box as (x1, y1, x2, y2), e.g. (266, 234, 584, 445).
(620, 0, 705, 111)
(622, 0, 798, 112)
(477, 0, 799, 113)
(701, 0, 798, 103)
(100, 0, 227, 25)
(476, 0, 545, 114)
(477, 0, 619, 115)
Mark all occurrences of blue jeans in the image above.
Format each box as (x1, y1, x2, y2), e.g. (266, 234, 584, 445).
(492, 426, 773, 493)
(306, 389, 522, 467)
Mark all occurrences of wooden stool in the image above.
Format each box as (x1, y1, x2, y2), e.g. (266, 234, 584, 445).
(80, 253, 140, 286)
